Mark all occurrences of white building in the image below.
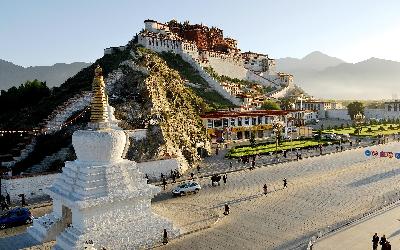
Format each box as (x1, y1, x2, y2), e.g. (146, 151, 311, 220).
(137, 19, 293, 91)
(295, 100, 341, 119)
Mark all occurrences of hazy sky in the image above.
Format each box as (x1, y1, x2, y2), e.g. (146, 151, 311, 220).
(1, 0, 400, 67)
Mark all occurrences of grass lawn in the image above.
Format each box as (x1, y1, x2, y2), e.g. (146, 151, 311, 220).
(226, 140, 333, 158)
(323, 124, 400, 137)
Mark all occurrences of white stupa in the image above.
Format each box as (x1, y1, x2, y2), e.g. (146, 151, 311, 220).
(28, 65, 179, 249)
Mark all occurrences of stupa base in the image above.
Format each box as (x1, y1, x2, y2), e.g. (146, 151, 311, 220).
(53, 213, 179, 250)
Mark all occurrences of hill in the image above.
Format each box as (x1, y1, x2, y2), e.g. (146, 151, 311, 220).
(276, 52, 400, 100)
(0, 59, 91, 90)
(1, 40, 232, 174)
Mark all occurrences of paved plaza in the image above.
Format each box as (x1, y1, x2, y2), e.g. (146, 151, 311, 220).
(157, 142, 400, 249)
(1, 141, 400, 249)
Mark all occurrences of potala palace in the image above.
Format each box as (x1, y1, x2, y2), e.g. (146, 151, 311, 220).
(134, 19, 295, 104)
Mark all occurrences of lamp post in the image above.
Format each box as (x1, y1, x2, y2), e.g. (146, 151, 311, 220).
(273, 121, 283, 162)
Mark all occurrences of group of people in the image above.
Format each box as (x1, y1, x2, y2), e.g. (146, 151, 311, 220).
(211, 174, 227, 186)
(372, 233, 391, 250)
(1, 193, 27, 210)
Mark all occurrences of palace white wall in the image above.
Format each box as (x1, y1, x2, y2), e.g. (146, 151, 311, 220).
(1, 173, 57, 202)
(207, 56, 247, 80)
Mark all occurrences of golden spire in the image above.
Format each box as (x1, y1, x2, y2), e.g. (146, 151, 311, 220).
(90, 65, 109, 123)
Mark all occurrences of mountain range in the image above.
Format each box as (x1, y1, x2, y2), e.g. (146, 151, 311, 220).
(2, 51, 400, 100)
(0, 59, 90, 90)
(276, 51, 400, 100)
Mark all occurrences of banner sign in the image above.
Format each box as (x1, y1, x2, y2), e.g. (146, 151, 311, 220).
(365, 149, 400, 159)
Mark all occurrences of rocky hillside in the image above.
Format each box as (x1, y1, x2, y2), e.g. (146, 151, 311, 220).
(107, 46, 211, 168)
(4, 41, 220, 174)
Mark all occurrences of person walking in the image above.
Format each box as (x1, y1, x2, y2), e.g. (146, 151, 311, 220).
(224, 204, 230, 215)
(222, 174, 227, 184)
(162, 178, 167, 190)
(190, 172, 195, 180)
(283, 178, 287, 189)
(18, 193, 27, 207)
(197, 165, 201, 173)
(172, 173, 176, 183)
(379, 234, 387, 250)
(5, 193, 10, 206)
(263, 184, 268, 195)
(372, 233, 379, 250)
(162, 229, 168, 245)
(229, 161, 233, 168)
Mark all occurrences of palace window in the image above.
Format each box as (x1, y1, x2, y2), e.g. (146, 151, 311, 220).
(223, 118, 229, 127)
(238, 117, 242, 126)
(214, 119, 222, 128)
(230, 118, 236, 127)
(207, 119, 213, 128)
(258, 116, 262, 125)
(252, 117, 257, 125)
(244, 117, 250, 126)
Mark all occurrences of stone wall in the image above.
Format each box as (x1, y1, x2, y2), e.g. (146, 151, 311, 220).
(136, 158, 180, 179)
(1, 172, 57, 202)
(325, 109, 351, 120)
(364, 108, 400, 120)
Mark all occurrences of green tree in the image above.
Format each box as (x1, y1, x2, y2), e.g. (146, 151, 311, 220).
(249, 132, 256, 147)
(279, 97, 295, 110)
(260, 100, 281, 110)
(347, 101, 364, 120)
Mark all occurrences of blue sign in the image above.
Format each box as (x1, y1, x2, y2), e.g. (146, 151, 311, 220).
(364, 150, 371, 157)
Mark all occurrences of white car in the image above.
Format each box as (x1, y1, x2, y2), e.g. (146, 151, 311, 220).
(172, 182, 201, 196)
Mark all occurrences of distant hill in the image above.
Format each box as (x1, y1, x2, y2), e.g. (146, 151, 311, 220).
(276, 52, 400, 100)
(277, 51, 345, 71)
(0, 59, 91, 90)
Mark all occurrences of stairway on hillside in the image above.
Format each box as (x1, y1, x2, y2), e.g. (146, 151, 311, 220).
(44, 92, 91, 132)
(23, 146, 71, 174)
(4, 70, 124, 173)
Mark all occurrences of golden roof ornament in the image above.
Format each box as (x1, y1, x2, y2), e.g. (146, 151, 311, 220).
(90, 65, 109, 126)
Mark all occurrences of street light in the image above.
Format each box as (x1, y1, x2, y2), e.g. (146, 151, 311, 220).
(273, 121, 283, 162)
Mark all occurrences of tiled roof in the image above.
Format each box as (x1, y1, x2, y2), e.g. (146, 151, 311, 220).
(200, 110, 290, 118)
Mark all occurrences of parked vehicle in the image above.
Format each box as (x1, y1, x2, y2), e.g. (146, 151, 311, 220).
(172, 181, 201, 196)
(0, 207, 33, 229)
